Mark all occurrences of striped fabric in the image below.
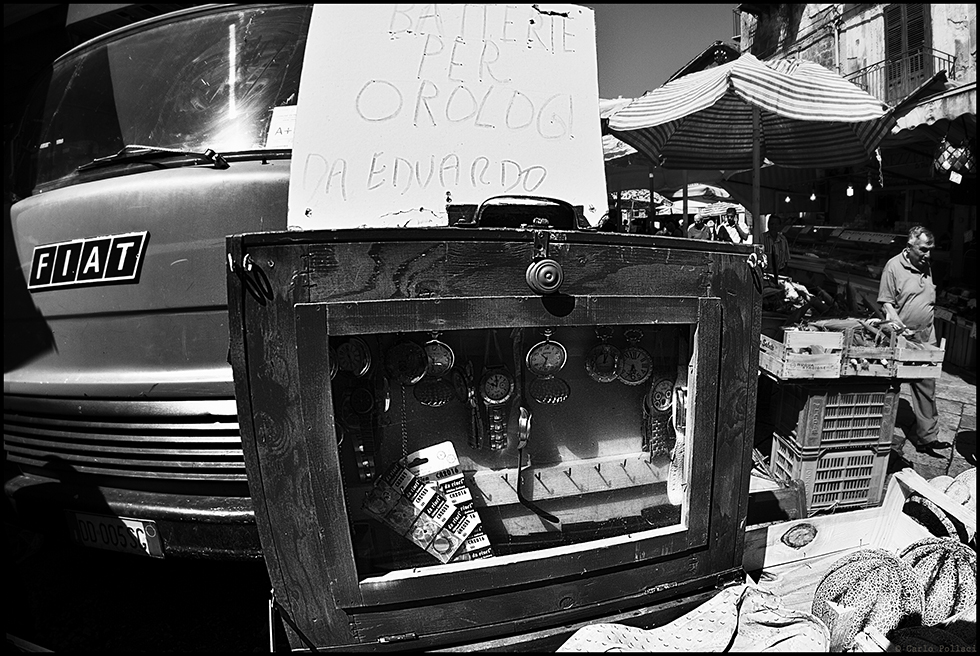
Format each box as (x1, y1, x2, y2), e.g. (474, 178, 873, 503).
(607, 54, 897, 170)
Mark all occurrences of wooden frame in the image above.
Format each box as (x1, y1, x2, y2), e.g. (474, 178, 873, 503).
(227, 228, 762, 650)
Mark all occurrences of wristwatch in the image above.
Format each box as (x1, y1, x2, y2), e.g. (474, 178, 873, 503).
(479, 330, 515, 451)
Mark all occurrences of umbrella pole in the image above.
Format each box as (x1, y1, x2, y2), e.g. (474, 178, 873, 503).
(682, 170, 689, 230)
(752, 106, 762, 243)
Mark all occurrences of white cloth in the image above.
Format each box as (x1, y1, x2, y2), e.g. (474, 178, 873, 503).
(557, 584, 829, 652)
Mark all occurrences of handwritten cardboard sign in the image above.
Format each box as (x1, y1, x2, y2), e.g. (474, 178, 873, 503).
(288, 4, 607, 230)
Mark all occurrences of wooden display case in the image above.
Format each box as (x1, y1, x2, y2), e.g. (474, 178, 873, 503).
(227, 225, 762, 651)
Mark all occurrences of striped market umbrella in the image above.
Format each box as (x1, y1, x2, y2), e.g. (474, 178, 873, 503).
(606, 54, 897, 240)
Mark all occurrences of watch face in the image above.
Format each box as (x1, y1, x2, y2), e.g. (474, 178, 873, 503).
(526, 340, 567, 377)
(618, 345, 653, 385)
(424, 340, 455, 378)
(480, 370, 514, 404)
(385, 339, 428, 385)
(337, 337, 371, 377)
(585, 343, 620, 383)
(647, 377, 674, 413)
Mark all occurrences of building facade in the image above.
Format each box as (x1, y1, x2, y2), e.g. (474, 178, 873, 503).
(736, 3, 975, 367)
(737, 3, 976, 282)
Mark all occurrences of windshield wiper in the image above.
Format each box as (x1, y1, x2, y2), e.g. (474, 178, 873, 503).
(76, 144, 229, 172)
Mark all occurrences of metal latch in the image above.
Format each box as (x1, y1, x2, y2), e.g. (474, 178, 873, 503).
(526, 230, 564, 295)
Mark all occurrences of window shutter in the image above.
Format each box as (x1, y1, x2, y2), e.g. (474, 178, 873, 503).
(905, 4, 926, 52)
(884, 5, 904, 82)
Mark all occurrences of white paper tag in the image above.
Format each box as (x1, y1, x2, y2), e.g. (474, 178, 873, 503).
(949, 170, 963, 184)
(265, 105, 297, 149)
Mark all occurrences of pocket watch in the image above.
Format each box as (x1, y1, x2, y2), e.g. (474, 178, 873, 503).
(384, 337, 427, 386)
(414, 376, 455, 407)
(585, 326, 620, 383)
(525, 329, 567, 378)
(337, 337, 372, 377)
(451, 368, 471, 404)
(617, 328, 653, 386)
(423, 332, 455, 378)
(526, 328, 570, 404)
(528, 377, 570, 405)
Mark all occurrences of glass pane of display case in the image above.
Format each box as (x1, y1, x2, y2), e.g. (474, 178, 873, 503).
(327, 322, 696, 581)
(230, 226, 755, 650)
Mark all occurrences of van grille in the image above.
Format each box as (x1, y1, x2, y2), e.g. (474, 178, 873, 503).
(4, 395, 246, 482)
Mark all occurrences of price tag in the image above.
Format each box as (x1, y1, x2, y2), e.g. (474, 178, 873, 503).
(949, 170, 963, 184)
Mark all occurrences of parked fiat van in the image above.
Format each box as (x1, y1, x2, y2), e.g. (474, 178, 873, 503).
(5, 4, 312, 559)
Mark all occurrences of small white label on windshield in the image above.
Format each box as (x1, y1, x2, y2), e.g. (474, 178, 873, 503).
(266, 105, 297, 149)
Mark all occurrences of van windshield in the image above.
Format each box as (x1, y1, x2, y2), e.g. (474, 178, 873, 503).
(13, 4, 312, 196)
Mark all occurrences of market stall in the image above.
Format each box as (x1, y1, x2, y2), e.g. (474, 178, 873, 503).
(226, 218, 764, 651)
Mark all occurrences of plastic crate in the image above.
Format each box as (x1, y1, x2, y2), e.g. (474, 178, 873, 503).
(770, 380, 899, 450)
(769, 433, 890, 511)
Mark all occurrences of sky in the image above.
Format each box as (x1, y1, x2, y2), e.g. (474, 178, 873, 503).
(582, 4, 740, 100)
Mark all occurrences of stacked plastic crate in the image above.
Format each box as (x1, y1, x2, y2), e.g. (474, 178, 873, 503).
(767, 380, 900, 511)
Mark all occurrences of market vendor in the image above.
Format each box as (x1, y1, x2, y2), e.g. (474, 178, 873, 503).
(877, 225, 952, 459)
(762, 214, 790, 277)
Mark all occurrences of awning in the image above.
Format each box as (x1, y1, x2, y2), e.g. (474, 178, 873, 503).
(885, 81, 976, 149)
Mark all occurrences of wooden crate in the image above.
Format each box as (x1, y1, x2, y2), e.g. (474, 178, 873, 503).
(841, 337, 895, 378)
(893, 336, 945, 379)
(759, 330, 844, 380)
(942, 316, 976, 371)
(743, 469, 977, 615)
(842, 331, 945, 379)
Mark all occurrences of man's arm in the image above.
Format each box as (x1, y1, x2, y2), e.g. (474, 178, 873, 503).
(733, 220, 749, 242)
(880, 301, 905, 329)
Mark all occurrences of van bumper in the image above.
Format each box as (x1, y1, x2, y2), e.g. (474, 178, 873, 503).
(4, 472, 262, 560)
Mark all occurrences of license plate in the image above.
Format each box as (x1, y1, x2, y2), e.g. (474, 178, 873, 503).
(67, 511, 164, 558)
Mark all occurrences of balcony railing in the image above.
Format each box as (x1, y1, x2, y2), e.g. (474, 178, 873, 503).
(846, 47, 956, 105)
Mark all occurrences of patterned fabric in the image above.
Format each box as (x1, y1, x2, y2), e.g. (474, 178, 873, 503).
(607, 54, 896, 171)
(557, 584, 829, 652)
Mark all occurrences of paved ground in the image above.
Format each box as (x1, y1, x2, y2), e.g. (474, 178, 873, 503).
(888, 363, 977, 483)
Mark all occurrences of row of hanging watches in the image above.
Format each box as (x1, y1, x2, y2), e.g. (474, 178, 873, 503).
(335, 331, 507, 455)
(329, 336, 382, 482)
(584, 326, 676, 457)
(585, 326, 656, 386)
